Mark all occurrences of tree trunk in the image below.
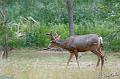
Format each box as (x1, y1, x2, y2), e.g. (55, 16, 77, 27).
(66, 0, 75, 36)
(0, 1, 8, 59)
(2, 20, 8, 59)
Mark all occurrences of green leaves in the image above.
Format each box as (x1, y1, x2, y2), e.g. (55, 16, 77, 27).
(0, 0, 120, 51)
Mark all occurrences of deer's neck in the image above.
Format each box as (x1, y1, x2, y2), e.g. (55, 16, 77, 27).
(55, 40, 66, 49)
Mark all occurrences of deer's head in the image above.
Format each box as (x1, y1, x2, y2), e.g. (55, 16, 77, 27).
(46, 31, 61, 48)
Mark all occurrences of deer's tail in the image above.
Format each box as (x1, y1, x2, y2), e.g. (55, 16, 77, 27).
(99, 36, 103, 47)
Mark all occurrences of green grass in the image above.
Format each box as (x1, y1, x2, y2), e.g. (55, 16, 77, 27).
(0, 48, 120, 79)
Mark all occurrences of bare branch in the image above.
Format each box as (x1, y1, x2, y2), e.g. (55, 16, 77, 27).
(0, 9, 4, 19)
(0, 9, 8, 24)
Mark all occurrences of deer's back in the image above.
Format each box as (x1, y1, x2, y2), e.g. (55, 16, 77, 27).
(64, 34, 100, 52)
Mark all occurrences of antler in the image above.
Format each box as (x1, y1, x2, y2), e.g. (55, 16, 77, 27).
(46, 31, 55, 40)
(55, 31, 61, 39)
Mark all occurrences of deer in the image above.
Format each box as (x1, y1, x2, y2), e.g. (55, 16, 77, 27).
(46, 32, 104, 70)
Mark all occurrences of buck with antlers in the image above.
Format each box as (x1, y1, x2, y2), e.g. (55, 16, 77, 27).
(46, 32, 104, 70)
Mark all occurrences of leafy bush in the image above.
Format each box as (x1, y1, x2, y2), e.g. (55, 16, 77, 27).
(0, 0, 120, 51)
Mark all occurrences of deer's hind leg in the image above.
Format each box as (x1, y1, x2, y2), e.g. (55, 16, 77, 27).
(97, 48, 104, 71)
(92, 49, 104, 70)
(91, 50, 101, 67)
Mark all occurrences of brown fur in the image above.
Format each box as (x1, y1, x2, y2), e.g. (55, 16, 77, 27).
(47, 33, 104, 70)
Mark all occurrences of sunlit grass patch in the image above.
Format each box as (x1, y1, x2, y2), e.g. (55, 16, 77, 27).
(0, 49, 120, 79)
(0, 62, 119, 79)
(0, 62, 96, 79)
(0, 60, 119, 79)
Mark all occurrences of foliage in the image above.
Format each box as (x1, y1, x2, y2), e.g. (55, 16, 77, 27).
(0, 0, 120, 51)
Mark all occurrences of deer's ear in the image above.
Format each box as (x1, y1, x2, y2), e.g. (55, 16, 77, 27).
(46, 31, 53, 35)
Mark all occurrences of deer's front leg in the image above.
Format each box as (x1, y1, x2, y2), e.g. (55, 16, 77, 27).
(67, 53, 74, 66)
(74, 52, 80, 69)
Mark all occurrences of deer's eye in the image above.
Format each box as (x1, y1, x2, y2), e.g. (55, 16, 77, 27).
(50, 41, 55, 43)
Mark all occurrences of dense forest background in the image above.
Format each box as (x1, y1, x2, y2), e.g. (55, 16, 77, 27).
(0, 0, 120, 51)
